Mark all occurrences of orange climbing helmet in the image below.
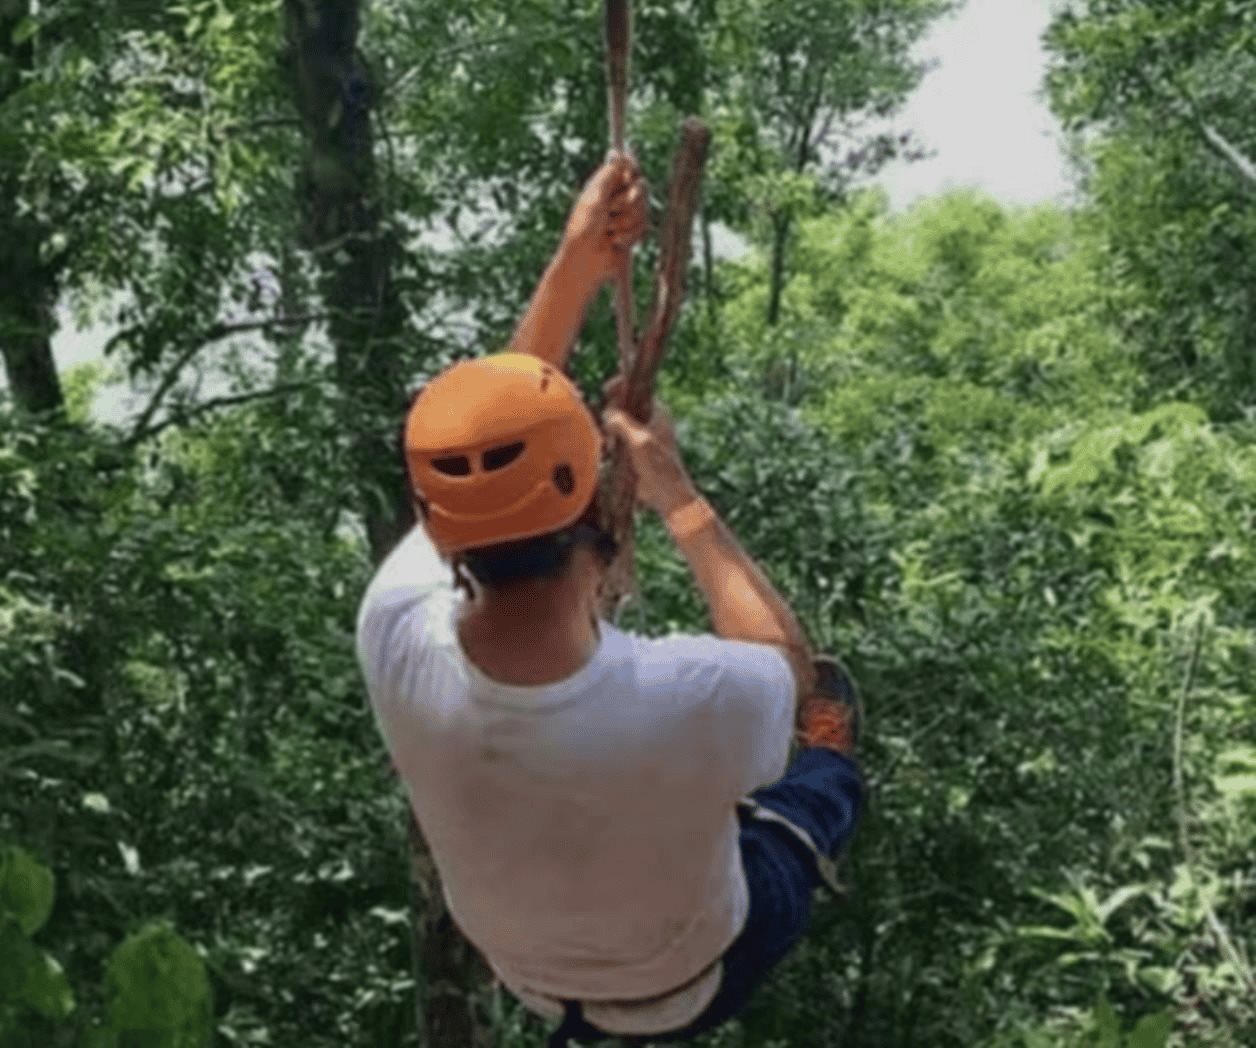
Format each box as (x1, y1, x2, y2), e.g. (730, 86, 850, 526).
(403, 353, 603, 556)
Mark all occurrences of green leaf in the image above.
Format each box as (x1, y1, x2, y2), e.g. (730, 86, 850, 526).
(1213, 773, 1256, 799)
(21, 948, 75, 1019)
(1014, 924, 1080, 942)
(1126, 1011, 1172, 1048)
(1096, 884, 1146, 925)
(1217, 744, 1256, 771)
(103, 924, 213, 1047)
(0, 921, 75, 1019)
(11, 16, 38, 45)
(0, 920, 39, 1003)
(0, 847, 55, 936)
(1093, 997, 1121, 1044)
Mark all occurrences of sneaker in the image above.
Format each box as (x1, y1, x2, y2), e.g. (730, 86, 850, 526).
(796, 654, 863, 755)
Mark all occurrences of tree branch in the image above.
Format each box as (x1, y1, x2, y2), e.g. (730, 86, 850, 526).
(123, 382, 315, 446)
(1171, 618, 1256, 997)
(796, 66, 828, 173)
(1196, 119, 1256, 193)
(1138, 63, 1256, 195)
(121, 313, 332, 442)
(1172, 74, 1256, 193)
(383, 29, 565, 108)
(599, 117, 712, 620)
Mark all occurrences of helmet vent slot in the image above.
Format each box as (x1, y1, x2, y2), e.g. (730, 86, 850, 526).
(432, 455, 472, 477)
(482, 441, 526, 472)
(553, 464, 575, 495)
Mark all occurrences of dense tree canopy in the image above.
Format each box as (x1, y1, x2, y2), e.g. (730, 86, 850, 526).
(1045, 0, 1256, 414)
(3, 1, 1254, 1046)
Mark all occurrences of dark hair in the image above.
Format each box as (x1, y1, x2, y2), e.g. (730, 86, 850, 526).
(458, 522, 617, 590)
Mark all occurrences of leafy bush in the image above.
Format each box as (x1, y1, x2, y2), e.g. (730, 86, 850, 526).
(0, 846, 212, 1048)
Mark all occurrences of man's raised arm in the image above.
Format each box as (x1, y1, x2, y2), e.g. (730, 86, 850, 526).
(509, 153, 647, 369)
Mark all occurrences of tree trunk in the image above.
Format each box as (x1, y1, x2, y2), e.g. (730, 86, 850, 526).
(0, 0, 63, 417)
(764, 210, 792, 398)
(0, 276, 62, 416)
(701, 207, 717, 320)
(282, 4, 487, 1044)
(282, 0, 411, 562)
(766, 210, 790, 329)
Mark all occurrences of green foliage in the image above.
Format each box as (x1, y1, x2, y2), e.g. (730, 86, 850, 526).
(991, 998, 1173, 1048)
(0, 847, 74, 1040)
(99, 925, 212, 1048)
(4, 2, 1256, 1046)
(0, 848, 214, 1047)
(0, 847, 55, 937)
(1044, 0, 1256, 416)
(651, 188, 1255, 1047)
(0, 921, 76, 1029)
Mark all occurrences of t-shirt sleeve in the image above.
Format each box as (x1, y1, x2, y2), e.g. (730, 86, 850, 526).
(653, 634, 796, 798)
(355, 523, 452, 703)
(711, 639, 797, 796)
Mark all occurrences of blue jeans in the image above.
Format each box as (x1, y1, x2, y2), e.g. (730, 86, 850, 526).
(548, 748, 865, 1045)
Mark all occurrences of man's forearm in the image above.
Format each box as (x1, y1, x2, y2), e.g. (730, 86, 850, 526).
(661, 484, 816, 698)
(509, 243, 603, 369)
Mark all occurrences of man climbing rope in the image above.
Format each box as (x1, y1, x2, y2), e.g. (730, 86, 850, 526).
(356, 152, 865, 1045)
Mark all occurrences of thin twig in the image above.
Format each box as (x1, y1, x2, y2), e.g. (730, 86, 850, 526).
(605, 0, 637, 381)
(1133, 62, 1256, 196)
(123, 313, 331, 442)
(124, 382, 314, 446)
(1171, 618, 1256, 996)
(384, 29, 566, 107)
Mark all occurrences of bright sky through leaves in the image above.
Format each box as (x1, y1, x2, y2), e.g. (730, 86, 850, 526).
(50, 0, 1070, 376)
(879, 0, 1071, 210)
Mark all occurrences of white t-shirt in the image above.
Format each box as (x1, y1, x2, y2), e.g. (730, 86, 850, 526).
(355, 525, 796, 1033)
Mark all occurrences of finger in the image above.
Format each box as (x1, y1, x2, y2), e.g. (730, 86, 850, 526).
(603, 409, 629, 443)
(607, 204, 646, 230)
(603, 407, 644, 444)
(607, 212, 647, 241)
(603, 150, 639, 187)
(608, 184, 647, 216)
(601, 381, 627, 411)
(608, 220, 647, 246)
(608, 208, 647, 233)
(608, 149, 639, 176)
(589, 158, 629, 202)
(605, 221, 640, 244)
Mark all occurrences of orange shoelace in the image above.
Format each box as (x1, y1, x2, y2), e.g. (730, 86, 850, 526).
(796, 696, 856, 754)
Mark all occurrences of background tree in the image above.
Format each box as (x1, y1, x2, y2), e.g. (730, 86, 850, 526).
(1045, 0, 1256, 413)
(5, 1, 1254, 1046)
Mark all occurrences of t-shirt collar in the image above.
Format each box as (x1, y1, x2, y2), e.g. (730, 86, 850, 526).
(452, 606, 617, 710)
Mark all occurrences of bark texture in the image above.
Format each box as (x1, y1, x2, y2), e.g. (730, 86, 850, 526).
(0, 0, 64, 416)
(282, 3, 487, 1043)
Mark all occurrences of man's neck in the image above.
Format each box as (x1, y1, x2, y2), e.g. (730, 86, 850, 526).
(458, 583, 599, 686)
